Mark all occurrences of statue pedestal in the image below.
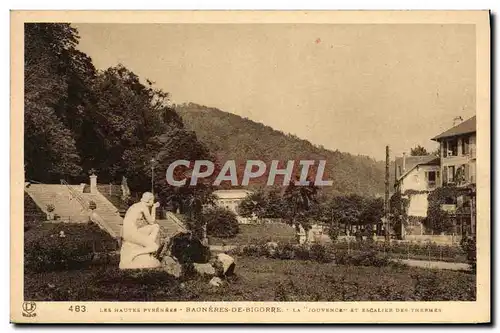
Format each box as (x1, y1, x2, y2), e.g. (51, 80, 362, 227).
(119, 241, 162, 269)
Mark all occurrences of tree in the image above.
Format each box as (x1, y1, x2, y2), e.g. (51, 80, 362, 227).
(425, 186, 467, 234)
(204, 207, 240, 238)
(431, 147, 441, 157)
(263, 188, 286, 218)
(410, 145, 430, 156)
(237, 190, 267, 218)
(359, 197, 384, 237)
(282, 177, 319, 241)
(24, 23, 83, 181)
(329, 194, 365, 234)
(24, 22, 216, 209)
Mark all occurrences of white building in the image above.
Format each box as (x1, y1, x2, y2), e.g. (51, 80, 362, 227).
(213, 189, 254, 224)
(394, 154, 440, 234)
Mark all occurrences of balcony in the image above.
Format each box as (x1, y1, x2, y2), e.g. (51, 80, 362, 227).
(469, 147, 476, 159)
(427, 181, 437, 189)
(441, 204, 457, 213)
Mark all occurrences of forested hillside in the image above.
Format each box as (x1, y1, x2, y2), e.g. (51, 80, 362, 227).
(176, 103, 391, 197)
(24, 23, 213, 209)
(24, 23, 393, 205)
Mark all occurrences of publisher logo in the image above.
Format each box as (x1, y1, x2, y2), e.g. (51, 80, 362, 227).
(22, 301, 37, 317)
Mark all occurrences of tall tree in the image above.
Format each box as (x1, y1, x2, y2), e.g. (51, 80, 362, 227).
(282, 177, 319, 234)
(410, 145, 430, 156)
(24, 23, 83, 181)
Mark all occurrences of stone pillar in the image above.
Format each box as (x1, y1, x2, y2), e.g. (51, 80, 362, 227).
(90, 174, 98, 193)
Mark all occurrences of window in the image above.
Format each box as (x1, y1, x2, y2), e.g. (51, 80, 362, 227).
(427, 171, 436, 186)
(447, 139, 458, 156)
(427, 171, 436, 182)
(462, 136, 469, 156)
(425, 171, 438, 187)
(447, 166, 456, 183)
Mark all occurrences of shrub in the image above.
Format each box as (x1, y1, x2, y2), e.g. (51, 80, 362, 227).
(204, 207, 240, 238)
(46, 204, 55, 212)
(334, 250, 391, 267)
(237, 242, 334, 264)
(460, 235, 476, 272)
(275, 243, 296, 260)
(240, 244, 267, 257)
(309, 243, 332, 263)
(293, 244, 311, 260)
(25, 222, 118, 272)
(167, 232, 211, 264)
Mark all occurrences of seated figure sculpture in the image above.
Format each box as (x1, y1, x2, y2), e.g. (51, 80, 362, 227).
(119, 192, 163, 269)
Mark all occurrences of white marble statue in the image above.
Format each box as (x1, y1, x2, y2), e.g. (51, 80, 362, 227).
(119, 192, 162, 269)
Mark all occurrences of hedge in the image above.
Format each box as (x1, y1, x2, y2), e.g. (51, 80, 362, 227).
(231, 242, 398, 268)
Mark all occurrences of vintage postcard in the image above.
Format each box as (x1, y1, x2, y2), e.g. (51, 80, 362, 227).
(10, 10, 490, 324)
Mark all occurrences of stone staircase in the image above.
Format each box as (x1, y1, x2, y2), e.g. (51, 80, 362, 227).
(24, 184, 89, 223)
(24, 182, 123, 238)
(83, 191, 123, 238)
(24, 182, 191, 240)
(157, 212, 188, 235)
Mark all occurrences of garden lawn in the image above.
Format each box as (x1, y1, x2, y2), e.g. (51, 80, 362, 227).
(208, 223, 296, 246)
(25, 255, 475, 302)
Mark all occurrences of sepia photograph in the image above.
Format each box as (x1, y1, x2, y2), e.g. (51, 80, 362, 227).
(10, 10, 491, 323)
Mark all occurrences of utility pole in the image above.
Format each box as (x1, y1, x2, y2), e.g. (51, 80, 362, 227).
(385, 145, 390, 242)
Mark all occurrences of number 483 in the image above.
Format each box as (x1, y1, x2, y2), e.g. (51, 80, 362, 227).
(68, 305, 87, 312)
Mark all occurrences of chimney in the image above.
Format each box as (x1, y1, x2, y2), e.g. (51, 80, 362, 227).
(453, 116, 463, 126)
(402, 152, 406, 173)
(89, 173, 97, 193)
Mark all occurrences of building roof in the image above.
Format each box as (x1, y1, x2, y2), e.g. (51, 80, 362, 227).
(213, 189, 253, 199)
(394, 155, 440, 182)
(431, 116, 476, 141)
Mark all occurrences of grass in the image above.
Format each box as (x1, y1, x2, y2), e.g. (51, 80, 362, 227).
(25, 255, 475, 302)
(208, 223, 296, 246)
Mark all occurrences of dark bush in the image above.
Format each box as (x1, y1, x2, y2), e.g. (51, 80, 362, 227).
(460, 235, 476, 272)
(309, 244, 332, 263)
(204, 207, 240, 238)
(167, 232, 211, 264)
(237, 242, 334, 264)
(293, 244, 311, 260)
(334, 250, 391, 267)
(275, 243, 296, 260)
(25, 222, 118, 272)
(240, 244, 267, 257)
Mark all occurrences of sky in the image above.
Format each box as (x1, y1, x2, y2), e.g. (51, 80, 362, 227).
(74, 23, 476, 161)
